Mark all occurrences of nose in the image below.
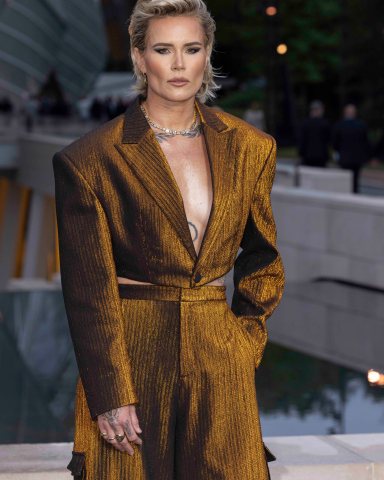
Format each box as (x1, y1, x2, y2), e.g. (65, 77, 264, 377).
(171, 51, 185, 71)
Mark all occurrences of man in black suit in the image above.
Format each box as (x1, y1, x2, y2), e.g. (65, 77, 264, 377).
(299, 100, 331, 168)
(333, 104, 371, 193)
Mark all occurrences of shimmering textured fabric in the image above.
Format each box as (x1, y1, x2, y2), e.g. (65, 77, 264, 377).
(70, 284, 271, 479)
(52, 94, 285, 478)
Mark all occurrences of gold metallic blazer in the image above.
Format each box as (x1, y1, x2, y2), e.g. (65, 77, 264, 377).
(52, 95, 285, 420)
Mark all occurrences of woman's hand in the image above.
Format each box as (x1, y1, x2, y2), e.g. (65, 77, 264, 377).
(97, 405, 143, 454)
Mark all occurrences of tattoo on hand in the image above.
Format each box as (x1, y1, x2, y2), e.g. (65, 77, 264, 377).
(124, 420, 133, 436)
(102, 408, 120, 425)
(188, 221, 198, 242)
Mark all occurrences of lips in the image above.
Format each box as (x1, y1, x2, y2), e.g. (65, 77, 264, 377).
(168, 78, 189, 85)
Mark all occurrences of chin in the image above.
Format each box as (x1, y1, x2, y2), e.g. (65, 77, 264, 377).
(153, 86, 201, 104)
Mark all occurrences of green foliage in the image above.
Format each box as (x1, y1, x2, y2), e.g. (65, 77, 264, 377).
(340, 0, 384, 127)
(257, 343, 359, 422)
(279, 0, 342, 83)
(209, 0, 342, 85)
(208, 0, 383, 129)
(217, 86, 264, 109)
(208, 0, 266, 80)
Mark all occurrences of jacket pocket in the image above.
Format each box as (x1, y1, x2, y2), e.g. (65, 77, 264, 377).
(67, 451, 86, 479)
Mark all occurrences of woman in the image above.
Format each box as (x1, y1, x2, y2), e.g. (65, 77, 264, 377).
(53, 0, 285, 478)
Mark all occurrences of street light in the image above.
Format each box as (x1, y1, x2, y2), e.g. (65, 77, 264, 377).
(266, 6, 277, 16)
(276, 43, 288, 55)
(367, 369, 384, 387)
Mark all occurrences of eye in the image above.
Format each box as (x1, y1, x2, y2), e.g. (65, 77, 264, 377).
(187, 47, 201, 54)
(154, 48, 170, 54)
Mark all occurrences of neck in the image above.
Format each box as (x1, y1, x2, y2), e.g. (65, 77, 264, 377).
(141, 92, 198, 131)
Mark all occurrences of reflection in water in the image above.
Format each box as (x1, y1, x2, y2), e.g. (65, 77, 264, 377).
(368, 369, 384, 386)
(0, 289, 77, 443)
(268, 279, 384, 373)
(258, 342, 384, 436)
(1, 287, 383, 443)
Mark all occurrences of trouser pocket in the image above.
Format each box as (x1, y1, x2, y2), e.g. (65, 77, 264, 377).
(67, 451, 86, 479)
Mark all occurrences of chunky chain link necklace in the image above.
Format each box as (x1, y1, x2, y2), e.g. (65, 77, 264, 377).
(140, 103, 200, 136)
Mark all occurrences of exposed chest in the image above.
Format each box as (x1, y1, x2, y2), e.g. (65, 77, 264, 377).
(156, 135, 213, 237)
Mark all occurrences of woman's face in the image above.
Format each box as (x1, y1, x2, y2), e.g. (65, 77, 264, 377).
(133, 15, 209, 103)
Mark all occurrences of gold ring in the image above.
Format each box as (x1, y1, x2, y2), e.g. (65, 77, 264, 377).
(107, 437, 116, 441)
(101, 432, 107, 437)
(115, 433, 126, 443)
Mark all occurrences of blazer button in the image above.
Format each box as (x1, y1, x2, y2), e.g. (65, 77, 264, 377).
(245, 323, 253, 333)
(194, 272, 202, 283)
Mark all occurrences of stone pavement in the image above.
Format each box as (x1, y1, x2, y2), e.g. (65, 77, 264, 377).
(0, 433, 383, 479)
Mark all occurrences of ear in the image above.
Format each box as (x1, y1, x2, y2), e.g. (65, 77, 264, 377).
(132, 47, 146, 74)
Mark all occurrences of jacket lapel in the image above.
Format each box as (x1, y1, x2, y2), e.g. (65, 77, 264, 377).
(114, 95, 237, 267)
(116, 127, 197, 259)
(194, 117, 237, 269)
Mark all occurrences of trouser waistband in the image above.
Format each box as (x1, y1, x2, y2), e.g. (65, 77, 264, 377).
(118, 283, 227, 301)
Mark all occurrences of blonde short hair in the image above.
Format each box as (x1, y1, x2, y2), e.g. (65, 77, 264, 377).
(128, 0, 221, 103)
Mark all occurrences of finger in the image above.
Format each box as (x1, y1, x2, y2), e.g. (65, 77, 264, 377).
(98, 419, 112, 441)
(110, 425, 129, 455)
(129, 406, 143, 434)
(110, 422, 136, 454)
(113, 431, 135, 454)
(98, 418, 109, 440)
(99, 426, 108, 439)
(123, 416, 142, 445)
(101, 423, 126, 453)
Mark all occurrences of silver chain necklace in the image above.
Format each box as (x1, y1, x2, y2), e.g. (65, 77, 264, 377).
(140, 103, 200, 136)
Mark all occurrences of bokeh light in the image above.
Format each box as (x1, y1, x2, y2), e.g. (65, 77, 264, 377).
(266, 6, 277, 16)
(367, 369, 384, 386)
(277, 43, 288, 55)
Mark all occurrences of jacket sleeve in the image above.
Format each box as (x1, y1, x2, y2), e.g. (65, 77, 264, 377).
(231, 136, 285, 368)
(52, 151, 139, 420)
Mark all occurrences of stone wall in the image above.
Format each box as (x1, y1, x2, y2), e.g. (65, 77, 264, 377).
(272, 185, 384, 289)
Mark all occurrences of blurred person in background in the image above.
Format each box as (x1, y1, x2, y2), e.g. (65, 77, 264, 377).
(53, 0, 284, 478)
(24, 93, 39, 132)
(244, 100, 265, 131)
(0, 95, 14, 127)
(299, 100, 331, 168)
(333, 103, 371, 193)
(89, 96, 105, 121)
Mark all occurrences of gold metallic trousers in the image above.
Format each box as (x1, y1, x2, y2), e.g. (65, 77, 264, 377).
(68, 284, 271, 479)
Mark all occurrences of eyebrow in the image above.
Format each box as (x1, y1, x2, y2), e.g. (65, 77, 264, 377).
(152, 42, 203, 47)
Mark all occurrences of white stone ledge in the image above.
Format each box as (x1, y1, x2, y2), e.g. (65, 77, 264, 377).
(272, 185, 384, 213)
(266, 433, 384, 479)
(271, 186, 384, 288)
(275, 164, 352, 193)
(0, 434, 383, 479)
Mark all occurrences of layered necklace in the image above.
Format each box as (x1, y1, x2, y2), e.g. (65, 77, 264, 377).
(140, 103, 202, 141)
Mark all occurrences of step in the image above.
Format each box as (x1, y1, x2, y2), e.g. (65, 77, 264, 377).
(0, 433, 383, 479)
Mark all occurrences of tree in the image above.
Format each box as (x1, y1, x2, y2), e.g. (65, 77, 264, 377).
(340, 0, 384, 131)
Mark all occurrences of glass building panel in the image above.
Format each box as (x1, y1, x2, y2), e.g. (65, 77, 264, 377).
(0, 32, 52, 73)
(6, 9, 63, 48)
(58, 40, 101, 72)
(0, 0, 107, 101)
(17, 0, 60, 27)
(0, 60, 28, 92)
(11, 1, 63, 38)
